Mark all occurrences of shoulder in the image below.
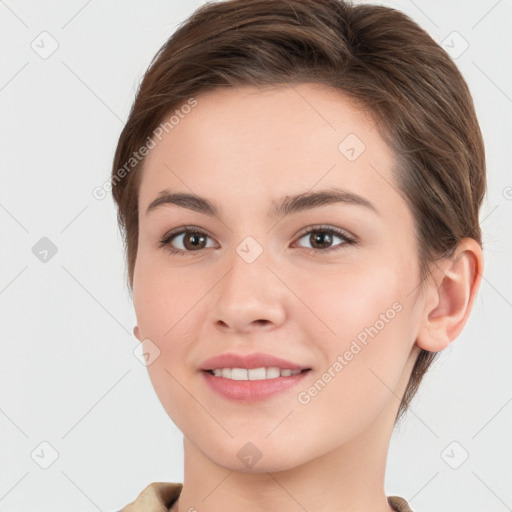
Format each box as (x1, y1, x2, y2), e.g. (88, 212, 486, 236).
(388, 495, 415, 512)
(117, 482, 183, 512)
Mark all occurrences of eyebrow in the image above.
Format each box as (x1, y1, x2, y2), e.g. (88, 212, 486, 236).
(145, 187, 378, 218)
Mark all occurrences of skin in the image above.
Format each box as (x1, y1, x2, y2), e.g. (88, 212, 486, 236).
(132, 83, 483, 512)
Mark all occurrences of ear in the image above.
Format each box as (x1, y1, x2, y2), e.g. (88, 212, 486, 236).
(416, 238, 483, 352)
(133, 325, 142, 342)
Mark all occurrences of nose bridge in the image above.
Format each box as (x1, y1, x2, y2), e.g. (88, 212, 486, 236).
(210, 235, 286, 331)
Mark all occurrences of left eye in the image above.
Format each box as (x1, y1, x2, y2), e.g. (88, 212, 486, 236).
(294, 226, 355, 252)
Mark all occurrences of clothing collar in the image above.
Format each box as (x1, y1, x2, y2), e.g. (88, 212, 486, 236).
(120, 482, 414, 512)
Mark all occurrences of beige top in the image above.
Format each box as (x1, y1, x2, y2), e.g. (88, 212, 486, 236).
(119, 482, 414, 512)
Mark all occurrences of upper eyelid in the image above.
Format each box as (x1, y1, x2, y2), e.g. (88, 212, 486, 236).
(295, 225, 354, 240)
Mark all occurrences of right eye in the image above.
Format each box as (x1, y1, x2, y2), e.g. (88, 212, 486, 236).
(159, 227, 217, 255)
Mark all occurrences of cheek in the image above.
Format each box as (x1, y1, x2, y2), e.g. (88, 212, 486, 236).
(133, 256, 210, 412)
(289, 260, 416, 407)
(133, 253, 203, 340)
(133, 263, 201, 410)
(286, 298, 414, 447)
(292, 259, 410, 345)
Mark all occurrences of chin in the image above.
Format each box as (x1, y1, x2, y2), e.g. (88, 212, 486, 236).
(201, 436, 310, 474)
(219, 454, 303, 474)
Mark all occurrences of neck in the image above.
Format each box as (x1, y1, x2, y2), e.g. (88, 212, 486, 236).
(173, 405, 398, 512)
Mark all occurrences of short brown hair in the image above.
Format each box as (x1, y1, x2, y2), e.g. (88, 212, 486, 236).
(111, 0, 486, 423)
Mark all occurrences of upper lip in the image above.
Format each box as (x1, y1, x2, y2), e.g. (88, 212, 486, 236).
(199, 352, 311, 371)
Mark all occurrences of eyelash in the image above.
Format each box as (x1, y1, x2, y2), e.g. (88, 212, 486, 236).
(158, 224, 357, 256)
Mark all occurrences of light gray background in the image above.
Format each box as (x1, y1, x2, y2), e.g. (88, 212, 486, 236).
(1, 1, 511, 511)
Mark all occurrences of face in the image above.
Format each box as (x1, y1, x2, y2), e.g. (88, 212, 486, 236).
(133, 83, 426, 472)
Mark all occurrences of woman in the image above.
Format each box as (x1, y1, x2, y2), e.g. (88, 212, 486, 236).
(112, 0, 485, 510)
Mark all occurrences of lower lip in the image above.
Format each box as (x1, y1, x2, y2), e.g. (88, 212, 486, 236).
(201, 370, 311, 401)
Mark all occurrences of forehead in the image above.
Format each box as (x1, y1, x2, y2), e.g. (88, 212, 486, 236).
(138, 83, 404, 218)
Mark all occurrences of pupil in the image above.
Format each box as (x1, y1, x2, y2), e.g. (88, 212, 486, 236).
(312, 231, 331, 248)
(185, 233, 205, 250)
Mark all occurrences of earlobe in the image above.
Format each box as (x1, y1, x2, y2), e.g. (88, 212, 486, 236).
(416, 238, 483, 352)
(133, 325, 141, 342)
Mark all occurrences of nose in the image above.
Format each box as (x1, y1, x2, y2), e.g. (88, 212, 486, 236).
(210, 244, 287, 334)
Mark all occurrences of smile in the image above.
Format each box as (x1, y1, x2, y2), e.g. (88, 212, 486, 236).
(208, 367, 304, 380)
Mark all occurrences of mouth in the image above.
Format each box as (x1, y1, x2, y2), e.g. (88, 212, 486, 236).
(201, 368, 312, 401)
(204, 367, 312, 380)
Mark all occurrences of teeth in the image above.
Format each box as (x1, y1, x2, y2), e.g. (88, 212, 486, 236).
(210, 367, 302, 380)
